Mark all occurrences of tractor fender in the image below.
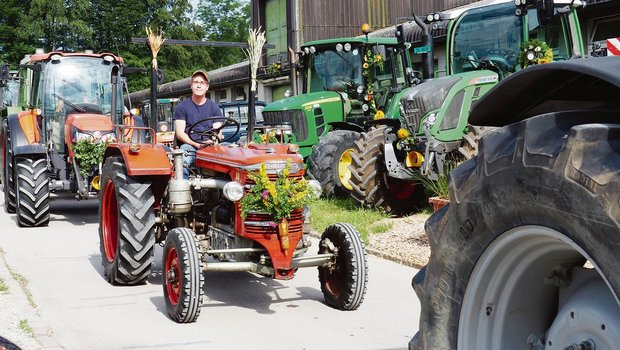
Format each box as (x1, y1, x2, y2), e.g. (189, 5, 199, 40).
(13, 144, 46, 157)
(7, 111, 40, 150)
(327, 121, 364, 133)
(103, 143, 172, 177)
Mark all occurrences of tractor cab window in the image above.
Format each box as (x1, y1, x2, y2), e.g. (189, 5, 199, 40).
(528, 9, 571, 62)
(368, 45, 406, 92)
(451, 3, 522, 77)
(42, 57, 121, 116)
(307, 47, 362, 93)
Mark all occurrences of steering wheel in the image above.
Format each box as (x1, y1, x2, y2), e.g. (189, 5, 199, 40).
(483, 49, 515, 72)
(187, 116, 240, 145)
(53, 93, 86, 113)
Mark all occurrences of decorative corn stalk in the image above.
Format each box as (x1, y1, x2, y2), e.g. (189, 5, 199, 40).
(244, 27, 266, 92)
(146, 27, 165, 70)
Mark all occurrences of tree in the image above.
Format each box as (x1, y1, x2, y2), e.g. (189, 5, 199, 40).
(197, 0, 250, 68)
(0, 0, 32, 64)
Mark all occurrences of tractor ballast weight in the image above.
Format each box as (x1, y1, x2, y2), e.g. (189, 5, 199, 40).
(98, 121, 368, 323)
(0, 51, 138, 226)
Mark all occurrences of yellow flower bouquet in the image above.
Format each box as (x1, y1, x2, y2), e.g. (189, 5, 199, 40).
(240, 162, 318, 222)
(518, 39, 553, 68)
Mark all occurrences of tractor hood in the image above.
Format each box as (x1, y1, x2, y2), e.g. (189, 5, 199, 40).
(195, 143, 305, 174)
(469, 57, 620, 127)
(263, 91, 343, 113)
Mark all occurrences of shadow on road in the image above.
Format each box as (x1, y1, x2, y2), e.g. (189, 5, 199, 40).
(49, 195, 99, 226)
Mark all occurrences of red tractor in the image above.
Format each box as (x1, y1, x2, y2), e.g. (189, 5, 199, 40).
(97, 118, 369, 322)
(1, 51, 135, 226)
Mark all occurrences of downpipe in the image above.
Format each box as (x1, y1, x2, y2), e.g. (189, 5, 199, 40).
(201, 253, 335, 273)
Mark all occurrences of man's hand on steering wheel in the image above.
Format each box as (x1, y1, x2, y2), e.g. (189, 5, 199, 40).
(187, 116, 241, 146)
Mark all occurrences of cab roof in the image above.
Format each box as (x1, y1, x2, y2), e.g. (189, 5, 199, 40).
(27, 51, 124, 65)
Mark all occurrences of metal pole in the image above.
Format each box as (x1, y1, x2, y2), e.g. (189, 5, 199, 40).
(150, 66, 157, 130)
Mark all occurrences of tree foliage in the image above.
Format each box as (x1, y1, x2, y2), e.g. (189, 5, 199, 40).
(197, 0, 251, 68)
(0, 0, 251, 92)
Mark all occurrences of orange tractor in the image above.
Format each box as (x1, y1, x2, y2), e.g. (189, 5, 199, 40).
(97, 119, 368, 322)
(1, 51, 137, 226)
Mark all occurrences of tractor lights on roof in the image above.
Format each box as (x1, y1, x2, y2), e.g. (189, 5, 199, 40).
(514, 0, 528, 16)
(344, 43, 352, 52)
(336, 43, 343, 52)
(103, 55, 115, 63)
(425, 13, 442, 23)
(223, 181, 244, 202)
(50, 54, 62, 62)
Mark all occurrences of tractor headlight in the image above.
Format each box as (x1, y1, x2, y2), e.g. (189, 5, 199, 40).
(223, 181, 244, 202)
(307, 179, 322, 198)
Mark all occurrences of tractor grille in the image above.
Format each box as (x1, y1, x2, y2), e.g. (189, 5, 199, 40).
(400, 76, 461, 133)
(245, 173, 303, 184)
(243, 209, 303, 235)
(262, 110, 308, 141)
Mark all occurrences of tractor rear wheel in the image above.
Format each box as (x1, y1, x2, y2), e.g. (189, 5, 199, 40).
(412, 114, 620, 349)
(99, 156, 155, 285)
(2, 128, 16, 213)
(307, 130, 360, 197)
(15, 157, 49, 227)
(318, 223, 368, 310)
(163, 227, 204, 323)
(457, 124, 496, 159)
(349, 126, 424, 216)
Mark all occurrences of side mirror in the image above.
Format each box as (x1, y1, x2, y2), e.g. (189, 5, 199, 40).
(536, 0, 555, 26)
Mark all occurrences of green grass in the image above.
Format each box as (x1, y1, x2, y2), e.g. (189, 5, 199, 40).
(0, 277, 7, 292)
(18, 319, 34, 337)
(308, 197, 392, 243)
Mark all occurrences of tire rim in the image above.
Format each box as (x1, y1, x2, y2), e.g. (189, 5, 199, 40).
(101, 180, 118, 262)
(338, 148, 353, 191)
(459, 225, 620, 349)
(322, 257, 344, 297)
(385, 176, 415, 200)
(165, 247, 181, 305)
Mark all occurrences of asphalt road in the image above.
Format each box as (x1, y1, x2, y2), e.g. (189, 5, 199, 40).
(0, 191, 421, 350)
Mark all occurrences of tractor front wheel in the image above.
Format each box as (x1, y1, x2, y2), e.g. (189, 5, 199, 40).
(15, 157, 49, 227)
(307, 130, 360, 198)
(412, 115, 620, 349)
(163, 227, 205, 323)
(318, 223, 368, 310)
(349, 126, 424, 216)
(99, 156, 155, 285)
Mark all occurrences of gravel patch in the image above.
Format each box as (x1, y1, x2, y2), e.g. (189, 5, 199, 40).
(366, 213, 431, 269)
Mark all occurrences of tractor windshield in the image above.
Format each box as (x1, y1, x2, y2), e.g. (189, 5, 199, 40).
(40, 56, 122, 116)
(307, 48, 362, 92)
(451, 3, 522, 77)
(528, 9, 571, 61)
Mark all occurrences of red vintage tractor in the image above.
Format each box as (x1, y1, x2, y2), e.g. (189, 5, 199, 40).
(97, 118, 368, 322)
(1, 51, 136, 226)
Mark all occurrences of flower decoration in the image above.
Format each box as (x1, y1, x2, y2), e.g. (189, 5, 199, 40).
(266, 62, 282, 76)
(395, 127, 417, 151)
(240, 162, 317, 222)
(374, 110, 385, 120)
(518, 39, 553, 68)
(257, 130, 279, 143)
(362, 49, 385, 116)
(73, 138, 110, 177)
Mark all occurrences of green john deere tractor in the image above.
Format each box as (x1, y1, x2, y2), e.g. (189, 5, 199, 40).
(262, 34, 419, 197)
(348, 0, 586, 216)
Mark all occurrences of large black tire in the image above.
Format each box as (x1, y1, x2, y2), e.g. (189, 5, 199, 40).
(99, 156, 155, 285)
(15, 157, 49, 227)
(318, 222, 368, 310)
(163, 227, 204, 323)
(2, 128, 16, 213)
(349, 126, 425, 216)
(412, 113, 620, 349)
(307, 130, 360, 197)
